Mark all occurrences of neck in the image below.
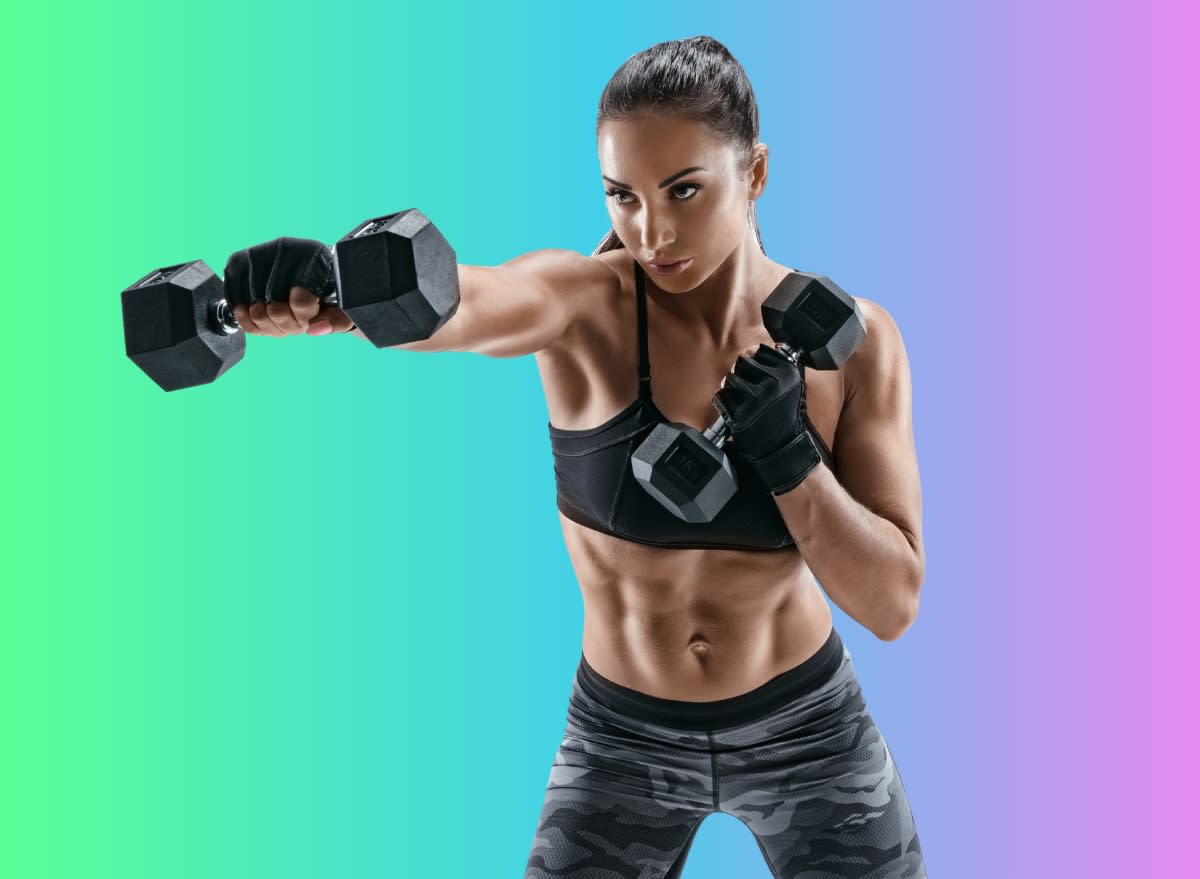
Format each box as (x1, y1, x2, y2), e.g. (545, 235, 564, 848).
(644, 231, 790, 350)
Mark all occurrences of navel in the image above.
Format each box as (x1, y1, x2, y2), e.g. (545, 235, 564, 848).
(688, 633, 711, 656)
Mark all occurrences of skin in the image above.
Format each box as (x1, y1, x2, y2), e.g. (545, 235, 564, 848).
(239, 112, 925, 703)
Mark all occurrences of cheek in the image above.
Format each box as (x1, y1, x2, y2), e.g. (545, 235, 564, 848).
(691, 201, 739, 242)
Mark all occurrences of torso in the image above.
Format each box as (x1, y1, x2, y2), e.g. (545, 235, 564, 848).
(534, 248, 849, 702)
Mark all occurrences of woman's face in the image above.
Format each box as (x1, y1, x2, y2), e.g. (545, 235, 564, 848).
(597, 113, 765, 292)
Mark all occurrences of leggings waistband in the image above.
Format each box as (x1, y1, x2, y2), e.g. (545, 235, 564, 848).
(575, 626, 845, 730)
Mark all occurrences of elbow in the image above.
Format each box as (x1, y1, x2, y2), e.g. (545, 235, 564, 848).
(876, 572, 922, 643)
(876, 603, 917, 642)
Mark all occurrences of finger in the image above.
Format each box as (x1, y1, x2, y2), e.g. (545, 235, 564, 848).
(245, 240, 280, 305)
(308, 304, 354, 335)
(713, 374, 754, 419)
(289, 286, 321, 323)
(711, 387, 735, 423)
(248, 301, 286, 337)
(752, 343, 793, 366)
(231, 302, 264, 335)
(731, 352, 777, 383)
(725, 372, 757, 398)
(294, 242, 335, 298)
(266, 300, 307, 334)
(320, 304, 356, 333)
(223, 250, 251, 306)
(263, 238, 291, 305)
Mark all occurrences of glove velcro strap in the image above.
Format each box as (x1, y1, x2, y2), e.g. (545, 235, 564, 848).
(746, 430, 824, 495)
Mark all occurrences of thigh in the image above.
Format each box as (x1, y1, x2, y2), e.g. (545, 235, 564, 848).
(722, 659, 925, 878)
(525, 694, 713, 879)
(525, 784, 707, 879)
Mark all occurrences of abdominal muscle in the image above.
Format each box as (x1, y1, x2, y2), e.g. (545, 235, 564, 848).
(562, 512, 835, 702)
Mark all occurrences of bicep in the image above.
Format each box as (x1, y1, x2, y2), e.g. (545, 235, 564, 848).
(399, 249, 615, 358)
(832, 299, 924, 556)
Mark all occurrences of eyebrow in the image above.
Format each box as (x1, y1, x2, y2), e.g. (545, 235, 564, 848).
(602, 166, 707, 190)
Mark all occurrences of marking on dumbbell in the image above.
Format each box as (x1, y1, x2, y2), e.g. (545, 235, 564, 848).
(352, 216, 392, 239)
(663, 444, 710, 488)
(798, 291, 840, 334)
(135, 264, 186, 288)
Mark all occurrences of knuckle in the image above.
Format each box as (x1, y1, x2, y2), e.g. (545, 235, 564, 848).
(265, 301, 293, 321)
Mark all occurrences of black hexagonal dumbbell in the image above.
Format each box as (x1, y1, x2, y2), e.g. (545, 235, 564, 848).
(630, 271, 866, 523)
(121, 209, 460, 391)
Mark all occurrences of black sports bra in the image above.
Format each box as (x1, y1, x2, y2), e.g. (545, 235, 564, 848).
(547, 260, 832, 551)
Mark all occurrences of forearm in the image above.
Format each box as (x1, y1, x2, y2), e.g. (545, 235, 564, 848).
(772, 464, 920, 641)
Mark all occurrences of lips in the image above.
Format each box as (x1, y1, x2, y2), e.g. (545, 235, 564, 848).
(648, 257, 693, 275)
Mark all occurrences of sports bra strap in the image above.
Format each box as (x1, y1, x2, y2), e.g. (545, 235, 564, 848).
(634, 260, 652, 400)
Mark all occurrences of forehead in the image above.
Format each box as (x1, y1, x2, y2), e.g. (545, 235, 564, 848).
(597, 114, 731, 179)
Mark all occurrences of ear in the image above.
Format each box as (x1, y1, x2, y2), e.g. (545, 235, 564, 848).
(748, 143, 769, 199)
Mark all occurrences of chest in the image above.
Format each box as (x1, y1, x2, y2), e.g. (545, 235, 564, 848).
(541, 318, 845, 458)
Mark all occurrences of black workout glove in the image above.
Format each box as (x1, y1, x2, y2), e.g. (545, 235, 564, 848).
(712, 344, 826, 495)
(223, 236, 338, 307)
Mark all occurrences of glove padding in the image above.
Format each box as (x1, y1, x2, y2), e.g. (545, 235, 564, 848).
(712, 343, 825, 495)
(223, 237, 336, 306)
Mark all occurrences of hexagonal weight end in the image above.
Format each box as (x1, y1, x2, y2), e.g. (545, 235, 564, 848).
(333, 209, 461, 348)
(631, 423, 737, 523)
(121, 260, 245, 392)
(761, 271, 867, 370)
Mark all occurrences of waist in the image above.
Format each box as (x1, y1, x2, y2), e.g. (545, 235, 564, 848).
(575, 625, 845, 730)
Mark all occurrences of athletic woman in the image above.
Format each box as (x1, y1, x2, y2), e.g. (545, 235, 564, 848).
(229, 34, 926, 879)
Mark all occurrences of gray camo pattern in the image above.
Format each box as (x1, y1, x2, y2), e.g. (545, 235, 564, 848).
(525, 648, 924, 878)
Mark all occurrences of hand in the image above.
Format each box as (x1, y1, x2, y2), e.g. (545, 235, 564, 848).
(223, 237, 355, 337)
(712, 343, 823, 494)
(713, 343, 807, 458)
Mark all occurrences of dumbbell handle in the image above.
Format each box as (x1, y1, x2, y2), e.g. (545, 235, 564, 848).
(206, 291, 341, 337)
(701, 341, 800, 448)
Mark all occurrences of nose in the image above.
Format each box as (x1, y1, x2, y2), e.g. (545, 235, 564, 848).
(637, 206, 676, 257)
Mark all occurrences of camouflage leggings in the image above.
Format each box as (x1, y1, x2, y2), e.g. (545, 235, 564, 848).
(525, 629, 924, 878)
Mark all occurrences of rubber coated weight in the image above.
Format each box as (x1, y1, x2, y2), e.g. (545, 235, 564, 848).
(120, 260, 244, 392)
(761, 272, 865, 370)
(333, 209, 460, 348)
(631, 421, 737, 524)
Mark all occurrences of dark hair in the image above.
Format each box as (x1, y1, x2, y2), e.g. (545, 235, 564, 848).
(593, 35, 764, 256)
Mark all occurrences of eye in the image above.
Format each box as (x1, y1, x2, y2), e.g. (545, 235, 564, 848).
(605, 183, 701, 204)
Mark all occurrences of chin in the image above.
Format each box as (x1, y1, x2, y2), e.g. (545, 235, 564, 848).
(644, 259, 704, 292)
(652, 275, 698, 295)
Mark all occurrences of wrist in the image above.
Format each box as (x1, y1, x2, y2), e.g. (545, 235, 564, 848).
(743, 428, 823, 495)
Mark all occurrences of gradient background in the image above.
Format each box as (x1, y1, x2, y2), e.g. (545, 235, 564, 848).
(2, 1, 1196, 876)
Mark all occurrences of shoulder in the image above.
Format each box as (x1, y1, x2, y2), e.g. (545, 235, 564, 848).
(502, 246, 626, 326)
(842, 296, 911, 403)
(531, 247, 629, 360)
(566, 247, 633, 326)
(591, 246, 634, 290)
(499, 246, 624, 296)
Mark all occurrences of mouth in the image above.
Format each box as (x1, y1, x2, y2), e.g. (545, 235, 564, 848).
(647, 257, 692, 276)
